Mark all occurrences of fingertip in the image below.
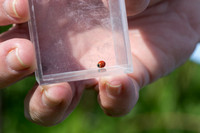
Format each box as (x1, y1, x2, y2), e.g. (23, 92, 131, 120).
(15, 0, 29, 20)
(98, 75, 140, 117)
(99, 77, 122, 99)
(41, 83, 73, 108)
(0, 39, 35, 88)
(25, 83, 73, 126)
(5, 39, 35, 71)
(99, 75, 139, 98)
(5, 0, 29, 19)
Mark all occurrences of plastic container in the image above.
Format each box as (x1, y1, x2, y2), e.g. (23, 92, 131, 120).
(28, 0, 133, 85)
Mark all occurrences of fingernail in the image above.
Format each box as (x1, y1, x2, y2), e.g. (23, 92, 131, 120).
(3, 0, 20, 18)
(42, 87, 62, 107)
(106, 81, 122, 98)
(6, 48, 29, 71)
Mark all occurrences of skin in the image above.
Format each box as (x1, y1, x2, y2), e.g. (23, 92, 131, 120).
(0, 0, 200, 126)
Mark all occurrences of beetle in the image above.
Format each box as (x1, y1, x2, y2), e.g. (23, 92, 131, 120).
(97, 61, 106, 68)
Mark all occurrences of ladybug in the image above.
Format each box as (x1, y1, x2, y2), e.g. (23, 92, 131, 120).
(97, 61, 106, 68)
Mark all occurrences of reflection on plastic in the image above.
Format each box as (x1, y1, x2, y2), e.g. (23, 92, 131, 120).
(98, 68, 107, 73)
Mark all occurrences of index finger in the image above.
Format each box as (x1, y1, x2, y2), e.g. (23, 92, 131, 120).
(0, 0, 29, 26)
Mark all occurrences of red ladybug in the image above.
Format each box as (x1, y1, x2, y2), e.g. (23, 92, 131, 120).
(97, 61, 106, 68)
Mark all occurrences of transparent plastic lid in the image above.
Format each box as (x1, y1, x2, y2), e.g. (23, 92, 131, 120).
(28, 0, 133, 85)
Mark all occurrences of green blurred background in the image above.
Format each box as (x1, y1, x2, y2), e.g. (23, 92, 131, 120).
(1, 26, 200, 133)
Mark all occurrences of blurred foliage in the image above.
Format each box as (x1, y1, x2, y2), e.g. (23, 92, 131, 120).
(1, 26, 200, 133)
(1, 61, 200, 133)
(0, 25, 12, 34)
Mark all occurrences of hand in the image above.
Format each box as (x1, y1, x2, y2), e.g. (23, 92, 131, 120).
(0, 0, 199, 126)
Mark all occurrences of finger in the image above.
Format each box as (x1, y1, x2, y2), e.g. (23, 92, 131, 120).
(98, 75, 139, 117)
(24, 83, 74, 126)
(0, 0, 29, 25)
(125, 0, 150, 16)
(149, 0, 163, 6)
(0, 38, 35, 88)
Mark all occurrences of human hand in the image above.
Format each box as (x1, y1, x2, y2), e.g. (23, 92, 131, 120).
(0, 0, 199, 126)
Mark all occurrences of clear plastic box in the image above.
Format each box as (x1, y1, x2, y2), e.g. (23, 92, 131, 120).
(28, 0, 133, 85)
